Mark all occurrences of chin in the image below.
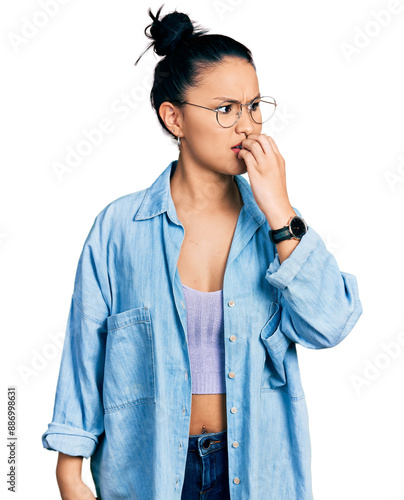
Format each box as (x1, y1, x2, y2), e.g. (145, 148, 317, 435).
(238, 162, 248, 175)
(228, 163, 246, 176)
(228, 161, 247, 176)
(213, 156, 247, 176)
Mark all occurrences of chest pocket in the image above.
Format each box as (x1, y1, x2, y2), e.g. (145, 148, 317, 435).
(103, 306, 156, 413)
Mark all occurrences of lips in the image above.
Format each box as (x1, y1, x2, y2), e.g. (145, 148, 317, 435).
(231, 142, 242, 150)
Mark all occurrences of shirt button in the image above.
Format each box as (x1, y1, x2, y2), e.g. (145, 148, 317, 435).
(232, 441, 239, 448)
(228, 372, 235, 378)
(228, 300, 235, 307)
(230, 407, 237, 413)
(233, 477, 241, 484)
(230, 335, 236, 341)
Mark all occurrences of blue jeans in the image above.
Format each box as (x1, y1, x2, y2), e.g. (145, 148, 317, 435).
(181, 429, 231, 499)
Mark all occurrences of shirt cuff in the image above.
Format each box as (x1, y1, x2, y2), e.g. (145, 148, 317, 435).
(42, 422, 99, 458)
(265, 226, 320, 290)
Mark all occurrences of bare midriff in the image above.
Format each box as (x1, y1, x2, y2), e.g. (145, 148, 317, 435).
(188, 394, 228, 435)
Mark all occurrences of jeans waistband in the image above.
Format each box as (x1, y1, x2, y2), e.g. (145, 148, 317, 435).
(187, 429, 227, 456)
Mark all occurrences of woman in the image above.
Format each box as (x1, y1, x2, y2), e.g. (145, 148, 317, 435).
(42, 5, 363, 499)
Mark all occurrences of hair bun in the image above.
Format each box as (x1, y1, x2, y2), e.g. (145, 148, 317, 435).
(134, 4, 209, 66)
(148, 5, 194, 56)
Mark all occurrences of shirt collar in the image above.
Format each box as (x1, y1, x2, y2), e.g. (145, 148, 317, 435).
(134, 159, 267, 226)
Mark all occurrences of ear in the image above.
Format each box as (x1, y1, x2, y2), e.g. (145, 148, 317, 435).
(159, 102, 183, 135)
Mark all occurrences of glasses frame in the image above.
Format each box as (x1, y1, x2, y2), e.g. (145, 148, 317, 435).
(171, 95, 277, 128)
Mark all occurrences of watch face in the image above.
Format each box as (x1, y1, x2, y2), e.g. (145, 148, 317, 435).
(290, 216, 307, 238)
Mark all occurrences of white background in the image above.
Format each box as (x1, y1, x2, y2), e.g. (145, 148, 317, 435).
(1, 0, 403, 498)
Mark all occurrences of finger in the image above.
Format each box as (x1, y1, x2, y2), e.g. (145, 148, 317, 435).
(262, 135, 287, 188)
(265, 135, 281, 156)
(264, 134, 285, 169)
(243, 134, 275, 157)
(242, 137, 271, 159)
(238, 147, 258, 168)
(240, 140, 264, 165)
(258, 135, 286, 189)
(254, 134, 273, 156)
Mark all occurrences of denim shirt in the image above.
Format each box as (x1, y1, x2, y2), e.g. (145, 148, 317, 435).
(42, 159, 363, 499)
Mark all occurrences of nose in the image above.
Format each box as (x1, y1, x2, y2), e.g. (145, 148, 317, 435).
(234, 104, 256, 136)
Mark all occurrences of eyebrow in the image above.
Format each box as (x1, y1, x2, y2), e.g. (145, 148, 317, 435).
(213, 93, 261, 102)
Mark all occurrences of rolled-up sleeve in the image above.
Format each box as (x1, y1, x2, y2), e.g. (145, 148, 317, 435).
(265, 207, 363, 349)
(42, 212, 111, 458)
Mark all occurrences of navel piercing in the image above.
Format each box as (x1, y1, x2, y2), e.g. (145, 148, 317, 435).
(201, 425, 207, 434)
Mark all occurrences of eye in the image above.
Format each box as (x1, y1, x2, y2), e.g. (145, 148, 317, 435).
(217, 103, 234, 114)
(250, 101, 260, 111)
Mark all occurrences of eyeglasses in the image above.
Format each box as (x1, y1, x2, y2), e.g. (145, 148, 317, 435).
(172, 95, 277, 128)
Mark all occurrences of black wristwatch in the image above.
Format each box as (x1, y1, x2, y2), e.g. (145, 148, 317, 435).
(268, 215, 308, 244)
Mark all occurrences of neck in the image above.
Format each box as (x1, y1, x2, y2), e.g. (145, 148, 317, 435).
(170, 155, 243, 217)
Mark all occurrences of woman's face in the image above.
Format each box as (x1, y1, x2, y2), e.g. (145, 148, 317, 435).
(176, 57, 262, 175)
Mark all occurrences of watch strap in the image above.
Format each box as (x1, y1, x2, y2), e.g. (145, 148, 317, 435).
(268, 227, 291, 243)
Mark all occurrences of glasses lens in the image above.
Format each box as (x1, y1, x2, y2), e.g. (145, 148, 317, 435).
(216, 102, 242, 127)
(250, 97, 276, 124)
(216, 97, 276, 127)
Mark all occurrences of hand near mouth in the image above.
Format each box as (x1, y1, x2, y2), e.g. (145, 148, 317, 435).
(238, 133, 296, 229)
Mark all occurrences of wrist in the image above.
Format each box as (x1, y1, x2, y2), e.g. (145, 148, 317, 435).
(57, 474, 84, 496)
(264, 206, 296, 230)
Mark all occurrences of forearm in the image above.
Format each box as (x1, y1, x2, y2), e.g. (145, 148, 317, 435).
(56, 453, 94, 500)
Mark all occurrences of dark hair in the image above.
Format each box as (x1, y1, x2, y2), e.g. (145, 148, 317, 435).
(134, 4, 256, 145)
